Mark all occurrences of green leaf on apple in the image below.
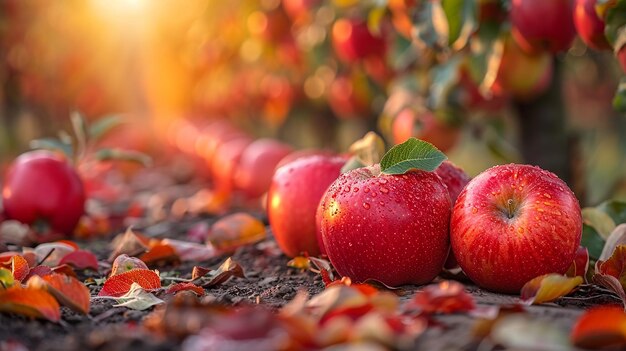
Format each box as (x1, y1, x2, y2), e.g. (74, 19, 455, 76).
(442, 0, 477, 50)
(380, 138, 447, 175)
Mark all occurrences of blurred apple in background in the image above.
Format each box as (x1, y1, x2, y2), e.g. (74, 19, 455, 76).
(235, 139, 293, 198)
(491, 35, 553, 100)
(327, 72, 373, 120)
(573, 0, 611, 50)
(211, 136, 253, 197)
(391, 107, 460, 152)
(332, 18, 387, 63)
(268, 154, 346, 257)
(511, 0, 576, 53)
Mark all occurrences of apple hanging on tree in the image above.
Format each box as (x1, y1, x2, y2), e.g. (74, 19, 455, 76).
(510, 0, 576, 53)
(450, 164, 582, 293)
(318, 138, 451, 286)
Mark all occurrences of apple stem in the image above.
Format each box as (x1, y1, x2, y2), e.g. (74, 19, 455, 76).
(506, 199, 515, 219)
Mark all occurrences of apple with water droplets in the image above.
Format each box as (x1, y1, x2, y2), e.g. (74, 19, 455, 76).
(450, 164, 582, 293)
(267, 154, 346, 257)
(318, 139, 451, 286)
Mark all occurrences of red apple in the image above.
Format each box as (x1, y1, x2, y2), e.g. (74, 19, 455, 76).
(491, 35, 554, 100)
(332, 18, 387, 63)
(234, 139, 293, 198)
(211, 137, 253, 196)
(318, 164, 451, 286)
(435, 161, 471, 269)
(573, 0, 611, 50)
(268, 155, 346, 257)
(391, 108, 460, 152)
(327, 73, 372, 120)
(511, 0, 576, 53)
(450, 164, 582, 293)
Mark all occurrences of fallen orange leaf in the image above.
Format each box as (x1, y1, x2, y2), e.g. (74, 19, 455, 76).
(287, 256, 311, 270)
(593, 244, 626, 305)
(0, 255, 30, 283)
(28, 273, 90, 314)
(166, 282, 205, 296)
(0, 285, 60, 322)
(58, 250, 99, 271)
(191, 258, 244, 287)
(520, 274, 583, 305)
(98, 268, 161, 297)
(139, 243, 179, 266)
(108, 227, 149, 262)
(571, 305, 626, 349)
(207, 213, 266, 253)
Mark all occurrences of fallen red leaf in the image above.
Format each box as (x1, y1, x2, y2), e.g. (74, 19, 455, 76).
(566, 246, 589, 280)
(25, 266, 53, 280)
(0, 285, 60, 322)
(571, 305, 626, 349)
(408, 281, 475, 314)
(58, 250, 99, 271)
(139, 243, 179, 266)
(161, 238, 216, 262)
(98, 268, 161, 297)
(111, 254, 149, 276)
(520, 274, 583, 305)
(28, 273, 90, 314)
(191, 266, 211, 280)
(166, 282, 205, 296)
(192, 258, 244, 287)
(593, 244, 626, 305)
(207, 213, 266, 253)
(55, 240, 80, 250)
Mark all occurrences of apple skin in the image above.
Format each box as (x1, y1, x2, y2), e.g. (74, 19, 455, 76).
(318, 164, 451, 286)
(391, 108, 460, 152)
(491, 35, 553, 100)
(511, 0, 576, 53)
(267, 155, 346, 257)
(234, 139, 293, 198)
(332, 18, 387, 63)
(450, 164, 582, 293)
(211, 137, 253, 196)
(435, 161, 471, 270)
(573, 0, 611, 50)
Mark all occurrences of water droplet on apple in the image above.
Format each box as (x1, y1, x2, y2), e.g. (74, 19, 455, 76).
(378, 178, 388, 184)
(380, 187, 389, 194)
(353, 187, 359, 192)
(362, 203, 370, 209)
(472, 207, 478, 214)
(363, 187, 370, 193)
(343, 186, 351, 192)
(371, 192, 377, 198)
(543, 193, 551, 198)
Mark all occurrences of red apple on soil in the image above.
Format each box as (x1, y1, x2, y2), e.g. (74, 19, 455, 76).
(391, 108, 460, 152)
(318, 164, 451, 286)
(435, 161, 471, 269)
(511, 0, 576, 53)
(491, 35, 554, 100)
(2, 150, 85, 239)
(332, 18, 387, 63)
(450, 164, 582, 293)
(573, 0, 611, 50)
(234, 139, 293, 198)
(211, 137, 253, 196)
(268, 155, 346, 257)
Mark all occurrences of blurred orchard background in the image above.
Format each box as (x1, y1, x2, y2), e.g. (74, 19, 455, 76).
(0, 0, 626, 206)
